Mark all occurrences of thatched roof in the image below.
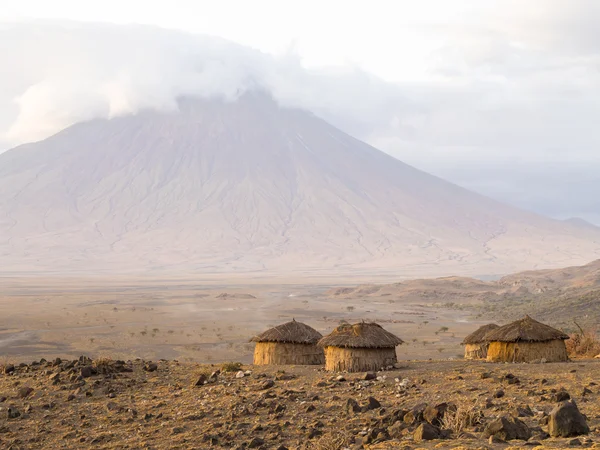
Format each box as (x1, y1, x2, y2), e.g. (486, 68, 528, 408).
(318, 322, 404, 349)
(485, 315, 569, 343)
(461, 323, 500, 345)
(250, 319, 323, 344)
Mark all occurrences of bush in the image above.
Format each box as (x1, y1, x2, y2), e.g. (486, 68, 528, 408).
(221, 362, 243, 373)
(442, 405, 484, 434)
(566, 327, 600, 357)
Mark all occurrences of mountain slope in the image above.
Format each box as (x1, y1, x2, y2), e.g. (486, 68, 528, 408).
(1, 93, 600, 277)
(327, 259, 600, 328)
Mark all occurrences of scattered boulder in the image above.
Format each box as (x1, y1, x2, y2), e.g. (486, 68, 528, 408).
(7, 407, 20, 419)
(143, 362, 158, 372)
(551, 390, 571, 403)
(80, 366, 93, 378)
(484, 416, 531, 441)
(259, 379, 275, 390)
(193, 374, 207, 386)
(365, 397, 381, 411)
(423, 403, 448, 426)
(346, 398, 361, 414)
(2, 365, 15, 375)
(248, 437, 265, 448)
(17, 386, 34, 399)
(548, 400, 590, 437)
(413, 423, 441, 442)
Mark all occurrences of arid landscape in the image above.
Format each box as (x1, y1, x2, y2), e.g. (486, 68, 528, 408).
(2, 356, 600, 449)
(1, 262, 600, 448)
(2, 259, 599, 364)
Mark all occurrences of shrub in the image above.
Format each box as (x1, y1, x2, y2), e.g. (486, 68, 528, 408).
(442, 405, 484, 434)
(305, 431, 349, 450)
(221, 361, 243, 372)
(566, 326, 600, 357)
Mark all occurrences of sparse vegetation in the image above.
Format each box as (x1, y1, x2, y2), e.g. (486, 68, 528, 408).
(566, 323, 600, 357)
(306, 431, 349, 450)
(221, 361, 242, 372)
(442, 404, 484, 434)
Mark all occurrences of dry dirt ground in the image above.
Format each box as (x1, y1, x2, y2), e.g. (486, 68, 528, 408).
(1, 358, 599, 449)
(0, 278, 485, 364)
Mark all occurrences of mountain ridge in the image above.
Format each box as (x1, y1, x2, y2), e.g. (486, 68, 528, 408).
(1, 93, 600, 277)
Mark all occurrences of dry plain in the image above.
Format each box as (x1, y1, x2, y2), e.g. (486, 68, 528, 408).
(0, 277, 484, 364)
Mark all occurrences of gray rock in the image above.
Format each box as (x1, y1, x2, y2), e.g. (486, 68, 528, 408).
(413, 423, 440, 442)
(484, 416, 531, 441)
(548, 400, 590, 437)
(80, 366, 93, 378)
(423, 403, 448, 426)
(363, 372, 377, 381)
(346, 398, 361, 414)
(551, 390, 571, 402)
(365, 396, 381, 411)
(17, 386, 34, 399)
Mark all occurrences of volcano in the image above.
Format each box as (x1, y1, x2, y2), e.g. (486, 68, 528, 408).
(1, 92, 599, 278)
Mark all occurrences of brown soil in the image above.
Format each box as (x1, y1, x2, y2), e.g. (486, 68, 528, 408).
(1, 357, 599, 449)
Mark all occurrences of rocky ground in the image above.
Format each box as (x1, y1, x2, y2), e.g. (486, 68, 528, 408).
(1, 358, 599, 449)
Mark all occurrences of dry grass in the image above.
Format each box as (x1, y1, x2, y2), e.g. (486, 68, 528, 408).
(566, 328, 600, 357)
(442, 405, 484, 434)
(305, 431, 350, 450)
(221, 361, 243, 372)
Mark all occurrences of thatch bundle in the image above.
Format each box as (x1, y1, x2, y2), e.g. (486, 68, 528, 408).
(461, 323, 499, 360)
(485, 315, 569, 363)
(318, 322, 404, 372)
(251, 319, 324, 365)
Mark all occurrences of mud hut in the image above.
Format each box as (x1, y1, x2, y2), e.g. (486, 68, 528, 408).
(318, 322, 404, 372)
(485, 315, 569, 363)
(251, 319, 324, 365)
(461, 323, 499, 360)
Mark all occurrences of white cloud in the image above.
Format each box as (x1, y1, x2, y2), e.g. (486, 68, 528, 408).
(1, 4, 600, 223)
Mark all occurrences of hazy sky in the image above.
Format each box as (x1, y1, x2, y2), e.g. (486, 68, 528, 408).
(2, 1, 600, 224)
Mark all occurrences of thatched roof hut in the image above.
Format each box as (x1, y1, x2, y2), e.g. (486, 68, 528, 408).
(250, 319, 324, 365)
(461, 323, 499, 360)
(318, 322, 404, 372)
(485, 315, 569, 363)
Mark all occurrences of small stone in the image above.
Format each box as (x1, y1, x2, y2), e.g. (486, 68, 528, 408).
(259, 379, 275, 390)
(49, 373, 60, 383)
(489, 435, 504, 444)
(235, 371, 245, 379)
(336, 375, 346, 382)
(143, 362, 158, 372)
(551, 390, 571, 403)
(3, 365, 15, 375)
(346, 398, 361, 414)
(248, 437, 265, 448)
(193, 374, 207, 386)
(493, 389, 505, 399)
(413, 423, 440, 442)
(172, 427, 184, 434)
(17, 386, 34, 399)
(569, 438, 582, 446)
(7, 407, 20, 419)
(364, 372, 377, 381)
(80, 366, 93, 378)
(365, 397, 381, 410)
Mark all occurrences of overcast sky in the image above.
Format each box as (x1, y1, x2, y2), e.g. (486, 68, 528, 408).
(2, 0, 600, 224)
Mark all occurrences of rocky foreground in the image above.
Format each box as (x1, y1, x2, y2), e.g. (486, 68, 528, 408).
(1, 358, 599, 449)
